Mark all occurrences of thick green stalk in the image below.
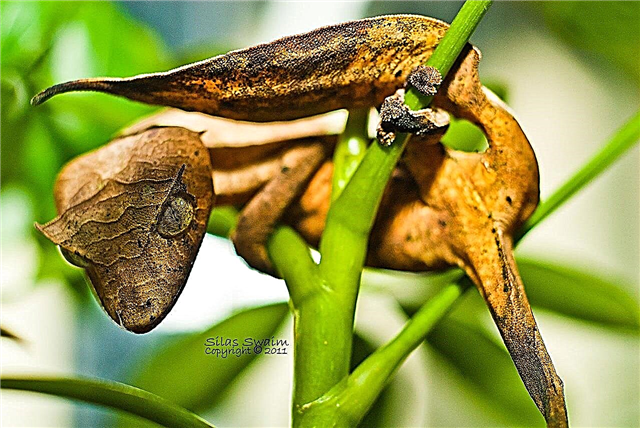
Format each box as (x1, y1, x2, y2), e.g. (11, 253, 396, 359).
(319, 135, 409, 294)
(1, 377, 214, 428)
(268, 226, 319, 303)
(287, 109, 375, 420)
(319, 0, 493, 282)
(283, 2, 494, 426)
(290, 290, 355, 419)
(305, 110, 640, 425)
(266, 228, 338, 414)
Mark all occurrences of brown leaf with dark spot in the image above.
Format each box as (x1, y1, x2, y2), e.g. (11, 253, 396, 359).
(34, 14, 568, 420)
(126, 109, 342, 207)
(36, 127, 214, 333)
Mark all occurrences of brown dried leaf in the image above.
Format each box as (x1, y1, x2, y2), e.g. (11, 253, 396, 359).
(118, 46, 567, 421)
(31, 15, 450, 121)
(37, 127, 214, 333)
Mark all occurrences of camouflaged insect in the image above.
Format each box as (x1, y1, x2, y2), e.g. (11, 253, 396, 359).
(34, 14, 567, 427)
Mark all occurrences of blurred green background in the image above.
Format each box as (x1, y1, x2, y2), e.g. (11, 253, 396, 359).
(1, 2, 638, 427)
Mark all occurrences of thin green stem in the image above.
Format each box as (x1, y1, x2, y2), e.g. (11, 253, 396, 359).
(289, 2, 493, 426)
(331, 108, 370, 201)
(1, 377, 214, 428)
(297, 280, 472, 426)
(311, 109, 640, 425)
(319, 0, 493, 283)
(319, 135, 409, 291)
(267, 226, 319, 303)
(517, 111, 640, 241)
(207, 206, 239, 238)
(404, 0, 492, 109)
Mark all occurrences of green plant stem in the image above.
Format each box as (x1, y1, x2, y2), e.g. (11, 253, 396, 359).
(331, 108, 370, 201)
(290, 291, 356, 417)
(285, 108, 375, 419)
(298, 280, 472, 426)
(319, 0, 492, 286)
(404, 0, 492, 109)
(310, 110, 640, 424)
(268, 226, 319, 304)
(1, 377, 214, 428)
(277, 2, 494, 426)
(516, 110, 640, 241)
(207, 206, 239, 238)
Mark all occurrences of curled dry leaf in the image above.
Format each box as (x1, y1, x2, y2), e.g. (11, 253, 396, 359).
(32, 15, 451, 121)
(36, 127, 214, 333)
(122, 109, 343, 207)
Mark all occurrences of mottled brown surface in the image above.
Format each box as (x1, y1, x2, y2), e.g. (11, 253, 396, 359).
(37, 128, 214, 333)
(32, 15, 449, 121)
(377, 88, 449, 146)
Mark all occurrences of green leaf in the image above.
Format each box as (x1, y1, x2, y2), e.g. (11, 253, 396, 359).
(1, 1, 171, 200)
(1, 1, 173, 293)
(427, 319, 543, 427)
(117, 303, 289, 426)
(533, 2, 640, 85)
(39, 2, 172, 149)
(21, 114, 63, 221)
(392, 256, 640, 332)
(1, 2, 78, 72)
(351, 333, 387, 428)
(519, 258, 640, 331)
(518, 111, 640, 240)
(363, 268, 464, 312)
(1, 376, 214, 428)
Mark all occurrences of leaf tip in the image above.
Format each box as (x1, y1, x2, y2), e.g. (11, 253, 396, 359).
(31, 78, 115, 106)
(31, 82, 73, 106)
